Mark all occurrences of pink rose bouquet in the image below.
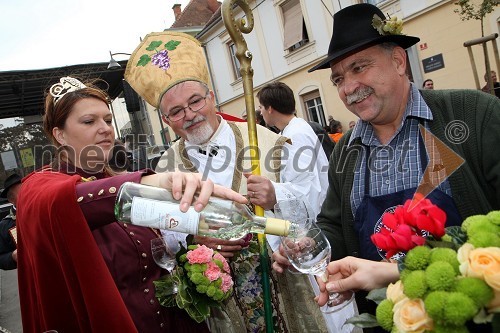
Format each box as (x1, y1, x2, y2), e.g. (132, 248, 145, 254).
(154, 244, 233, 323)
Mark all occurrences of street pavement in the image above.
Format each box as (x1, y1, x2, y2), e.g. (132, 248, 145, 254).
(0, 269, 22, 333)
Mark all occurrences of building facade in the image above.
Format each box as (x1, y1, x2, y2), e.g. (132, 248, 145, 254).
(195, 0, 499, 130)
(147, 0, 499, 143)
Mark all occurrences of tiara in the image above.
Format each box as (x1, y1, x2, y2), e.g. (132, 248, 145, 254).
(49, 77, 87, 105)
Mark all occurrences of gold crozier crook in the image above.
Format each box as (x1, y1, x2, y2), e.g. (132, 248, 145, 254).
(221, 1, 274, 331)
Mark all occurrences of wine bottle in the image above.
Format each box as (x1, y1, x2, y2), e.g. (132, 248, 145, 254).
(115, 182, 293, 240)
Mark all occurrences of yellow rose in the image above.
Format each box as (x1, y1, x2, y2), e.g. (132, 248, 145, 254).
(457, 243, 474, 276)
(387, 280, 405, 304)
(487, 289, 500, 313)
(485, 271, 500, 291)
(393, 298, 434, 333)
(465, 247, 500, 283)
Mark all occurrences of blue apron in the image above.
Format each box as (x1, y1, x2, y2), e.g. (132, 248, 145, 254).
(353, 134, 462, 261)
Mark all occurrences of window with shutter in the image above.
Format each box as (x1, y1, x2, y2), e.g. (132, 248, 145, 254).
(281, 0, 309, 52)
(228, 42, 242, 80)
(302, 90, 326, 126)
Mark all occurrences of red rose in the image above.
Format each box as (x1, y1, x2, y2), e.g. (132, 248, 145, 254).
(404, 198, 446, 238)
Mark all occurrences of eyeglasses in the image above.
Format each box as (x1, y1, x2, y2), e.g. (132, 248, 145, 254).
(165, 93, 209, 122)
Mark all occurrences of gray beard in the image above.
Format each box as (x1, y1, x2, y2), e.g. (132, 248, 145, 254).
(186, 121, 215, 145)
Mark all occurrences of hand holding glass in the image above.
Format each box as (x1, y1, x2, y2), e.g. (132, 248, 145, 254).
(281, 227, 354, 313)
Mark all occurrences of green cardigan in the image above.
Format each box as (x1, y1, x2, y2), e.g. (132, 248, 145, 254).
(317, 89, 500, 261)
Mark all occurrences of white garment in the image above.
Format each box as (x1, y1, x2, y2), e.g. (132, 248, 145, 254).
(280, 117, 329, 214)
(161, 118, 357, 333)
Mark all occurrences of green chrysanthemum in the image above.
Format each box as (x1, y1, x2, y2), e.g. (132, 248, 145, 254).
(404, 270, 428, 299)
(426, 261, 456, 291)
(461, 215, 488, 233)
(432, 324, 469, 333)
(206, 285, 217, 297)
(376, 299, 394, 332)
(404, 246, 432, 271)
(486, 210, 500, 225)
(424, 291, 447, 321)
(468, 231, 500, 248)
(400, 268, 411, 283)
(196, 284, 208, 293)
(455, 277, 494, 308)
(430, 248, 459, 273)
(466, 219, 499, 237)
(442, 292, 478, 326)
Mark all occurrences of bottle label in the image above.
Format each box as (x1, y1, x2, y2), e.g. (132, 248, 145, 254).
(130, 197, 200, 234)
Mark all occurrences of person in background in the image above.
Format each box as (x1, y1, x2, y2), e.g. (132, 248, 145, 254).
(16, 77, 246, 333)
(348, 120, 356, 129)
(126, 31, 330, 333)
(0, 173, 22, 270)
(258, 81, 357, 331)
(422, 78, 434, 90)
(308, 120, 335, 160)
(256, 81, 329, 210)
(272, 3, 500, 321)
(328, 119, 344, 143)
(481, 70, 500, 98)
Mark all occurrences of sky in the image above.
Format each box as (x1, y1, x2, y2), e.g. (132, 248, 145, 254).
(0, 0, 191, 71)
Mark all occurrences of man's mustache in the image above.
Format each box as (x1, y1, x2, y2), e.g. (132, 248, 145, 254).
(346, 87, 374, 105)
(183, 115, 206, 129)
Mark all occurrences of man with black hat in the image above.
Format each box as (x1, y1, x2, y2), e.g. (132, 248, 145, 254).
(271, 1, 500, 315)
(0, 173, 22, 270)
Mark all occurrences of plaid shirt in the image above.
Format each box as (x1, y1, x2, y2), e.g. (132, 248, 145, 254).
(349, 83, 452, 216)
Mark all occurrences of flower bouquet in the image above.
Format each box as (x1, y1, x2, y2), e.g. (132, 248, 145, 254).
(154, 244, 234, 323)
(347, 199, 500, 333)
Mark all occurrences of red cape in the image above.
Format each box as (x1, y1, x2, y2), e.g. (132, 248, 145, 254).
(17, 171, 137, 332)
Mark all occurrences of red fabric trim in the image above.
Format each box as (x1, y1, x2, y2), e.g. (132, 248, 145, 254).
(17, 171, 137, 333)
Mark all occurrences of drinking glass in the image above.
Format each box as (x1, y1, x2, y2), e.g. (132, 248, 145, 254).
(281, 227, 354, 313)
(151, 235, 181, 294)
(274, 197, 312, 223)
(275, 198, 314, 273)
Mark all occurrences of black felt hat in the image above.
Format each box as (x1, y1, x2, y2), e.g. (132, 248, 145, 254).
(308, 3, 419, 72)
(0, 173, 22, 198)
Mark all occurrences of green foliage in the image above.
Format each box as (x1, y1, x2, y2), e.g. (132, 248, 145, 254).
(165, 40, 181, 51)
(454, 0, 499, 37)
(145, 40, 163, 51)
(367, 287, 388, 305)
(403, 270, 428, 299)
(344, 313, 379, 328)
(455, 277, 494, 308)
(376, 299, 394, 332)
(136, 54, 151, 67)
(404, 246, 431, 271)
(425, 261, 457, 291)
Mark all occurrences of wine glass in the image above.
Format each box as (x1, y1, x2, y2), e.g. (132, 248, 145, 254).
(274, 197, 313, 223)
(151, 235, 181, 294)
(281, 226, 354, 313)
(275, 198, 314, 273)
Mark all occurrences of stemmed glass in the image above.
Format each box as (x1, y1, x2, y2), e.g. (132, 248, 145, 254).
(274, 197, 312, 223)
(275, 198, 314, 273)
(281, 226, 354, 313)
(151, 234, 181, 294)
